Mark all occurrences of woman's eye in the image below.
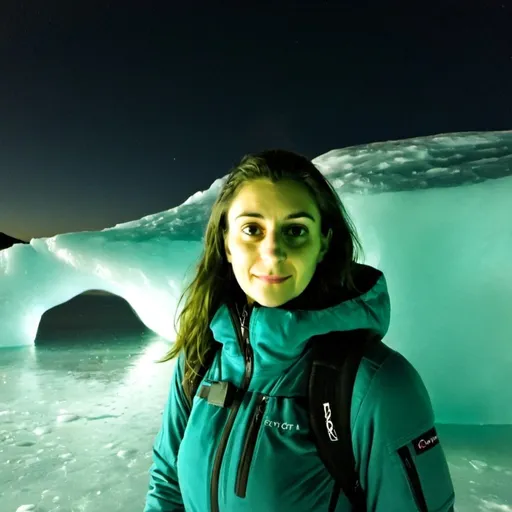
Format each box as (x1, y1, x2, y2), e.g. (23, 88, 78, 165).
(241, 225, 261, 236)
(287, 225, 308, 238)
(241, 225, 308, 238)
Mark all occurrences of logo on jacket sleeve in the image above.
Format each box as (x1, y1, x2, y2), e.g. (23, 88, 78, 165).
(323, 402, 339, 442)
(413, 427, 439, 455)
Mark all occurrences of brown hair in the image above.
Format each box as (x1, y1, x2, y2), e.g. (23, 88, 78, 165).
(157, 149, 363, 399)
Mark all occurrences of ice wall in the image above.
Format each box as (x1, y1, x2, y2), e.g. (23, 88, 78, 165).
(1, 131, 511, 424)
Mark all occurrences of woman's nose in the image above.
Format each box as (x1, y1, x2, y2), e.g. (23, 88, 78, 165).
(260, 231, 286, 262)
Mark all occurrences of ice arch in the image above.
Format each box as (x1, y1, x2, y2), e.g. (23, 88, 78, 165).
(35, 289, 150, 341)
(1, 130, 511, 424)
(0, 238, 203, 348)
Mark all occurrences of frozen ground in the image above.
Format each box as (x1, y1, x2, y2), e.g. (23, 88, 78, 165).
(0, 294, 511, 512)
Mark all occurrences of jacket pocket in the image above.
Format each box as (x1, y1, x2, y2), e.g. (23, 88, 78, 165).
(235, 394, 268, 498)
(397, 445, 428, 511)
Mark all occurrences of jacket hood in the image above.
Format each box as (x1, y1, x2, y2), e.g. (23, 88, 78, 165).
(209, 263, 391, 391)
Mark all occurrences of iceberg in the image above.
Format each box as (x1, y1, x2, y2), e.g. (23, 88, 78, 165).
(1, 130, 511, 425)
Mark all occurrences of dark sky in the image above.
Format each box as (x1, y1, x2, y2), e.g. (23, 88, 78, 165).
(1, 1, 511, 240)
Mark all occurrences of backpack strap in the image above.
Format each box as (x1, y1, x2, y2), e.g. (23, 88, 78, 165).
(308, 329, 381, 512)
(185, 342, 222, 412)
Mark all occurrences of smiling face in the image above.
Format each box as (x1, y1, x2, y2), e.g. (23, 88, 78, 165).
(224, 179, 331, 308)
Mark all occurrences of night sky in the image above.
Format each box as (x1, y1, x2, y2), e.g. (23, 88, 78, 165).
(1, 1, 511, 240)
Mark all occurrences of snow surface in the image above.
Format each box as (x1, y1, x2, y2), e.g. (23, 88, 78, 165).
(1, 296, 511, 512)
(0, 130, 511, 424)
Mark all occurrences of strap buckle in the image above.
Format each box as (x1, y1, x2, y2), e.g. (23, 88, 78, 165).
(199, 380, 240, 408)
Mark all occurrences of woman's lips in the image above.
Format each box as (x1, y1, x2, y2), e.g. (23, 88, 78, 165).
(255, 275, 291, 284)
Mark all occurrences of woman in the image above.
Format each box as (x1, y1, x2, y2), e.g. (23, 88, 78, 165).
(144, 150, 455, 511)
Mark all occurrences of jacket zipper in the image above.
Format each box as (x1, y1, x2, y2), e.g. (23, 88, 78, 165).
(210, 304, 254, 512)
(235, 394, 268, 497)
(397, 446, 428, 512)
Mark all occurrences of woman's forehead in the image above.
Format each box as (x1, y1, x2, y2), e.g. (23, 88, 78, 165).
(228, 179, 318, 217)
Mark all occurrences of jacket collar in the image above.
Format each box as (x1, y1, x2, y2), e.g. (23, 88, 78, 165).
(209, 263, 391, 387)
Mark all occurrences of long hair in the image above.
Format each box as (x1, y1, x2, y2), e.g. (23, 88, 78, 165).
(157, 149, 363, 399)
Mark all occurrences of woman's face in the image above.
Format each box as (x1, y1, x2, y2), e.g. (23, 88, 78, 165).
(224, 179, 331, 308)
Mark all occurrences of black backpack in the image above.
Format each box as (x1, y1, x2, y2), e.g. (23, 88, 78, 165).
(186, 328, 381, 512)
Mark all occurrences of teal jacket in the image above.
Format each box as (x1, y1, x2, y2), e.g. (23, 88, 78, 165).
(144, 265, 455, 511)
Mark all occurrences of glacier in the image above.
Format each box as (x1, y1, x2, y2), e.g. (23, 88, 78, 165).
(1, 130, 511, 426)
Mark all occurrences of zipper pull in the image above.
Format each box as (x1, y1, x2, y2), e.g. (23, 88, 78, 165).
(240, 305, 250, 339)
(254, 396, 267, 422)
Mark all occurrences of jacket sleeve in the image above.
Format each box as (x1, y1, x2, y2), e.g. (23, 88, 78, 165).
(144, 353, 190, 512)
(354, 351, 455, 511)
